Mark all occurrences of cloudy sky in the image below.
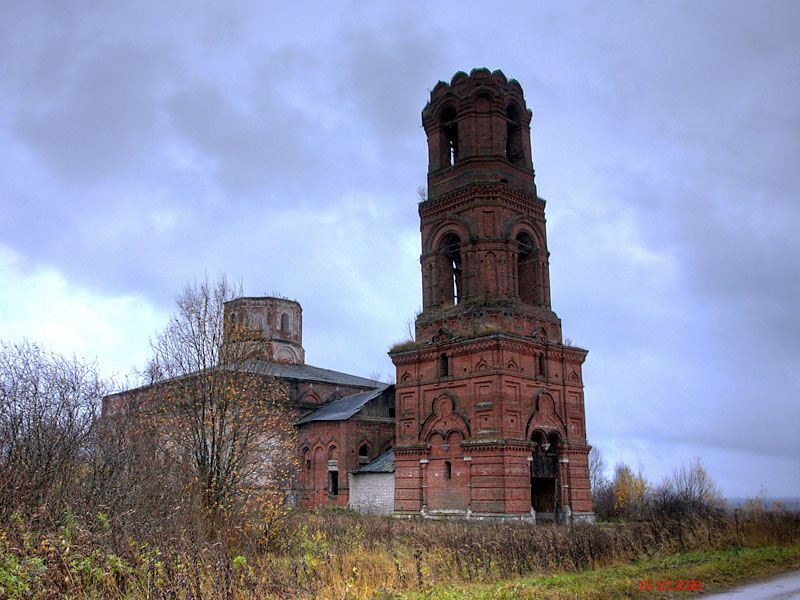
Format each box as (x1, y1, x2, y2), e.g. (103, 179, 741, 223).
(2, 1, 798, 499)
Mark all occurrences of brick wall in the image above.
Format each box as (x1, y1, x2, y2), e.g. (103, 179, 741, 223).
(297, 418, 395, 508)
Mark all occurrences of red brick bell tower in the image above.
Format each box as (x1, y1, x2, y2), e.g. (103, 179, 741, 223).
(390, 69, 594, 522)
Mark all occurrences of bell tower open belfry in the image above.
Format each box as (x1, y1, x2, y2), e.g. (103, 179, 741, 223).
(390, 69, 594, 522)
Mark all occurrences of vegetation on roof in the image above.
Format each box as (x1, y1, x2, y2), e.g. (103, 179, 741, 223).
(389, 339, 427, 354)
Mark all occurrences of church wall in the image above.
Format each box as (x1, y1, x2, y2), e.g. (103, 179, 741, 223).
(288, 380, 377, 411)
(296, 418, 394, 508)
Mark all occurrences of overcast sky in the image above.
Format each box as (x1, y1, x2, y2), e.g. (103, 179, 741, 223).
(2, 1, 798, 499)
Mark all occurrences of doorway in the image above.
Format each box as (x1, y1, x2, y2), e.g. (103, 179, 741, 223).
(531, 477, 557, 512)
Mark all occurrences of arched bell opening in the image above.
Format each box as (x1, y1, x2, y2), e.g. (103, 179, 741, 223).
(439, 106, 459, 167)
(516, 231, 538, 304)
(438, 232, 462, 305)
(506, 104, 525, 167)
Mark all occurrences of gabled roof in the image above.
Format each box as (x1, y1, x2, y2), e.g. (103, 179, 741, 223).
(353, 449, 395, 474)
(104, 360, 384, 411)
(296, 386, 388, 425)
(234, 359, 384, 388)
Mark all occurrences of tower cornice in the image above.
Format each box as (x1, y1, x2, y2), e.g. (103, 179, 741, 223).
(419, 181, 545, 221)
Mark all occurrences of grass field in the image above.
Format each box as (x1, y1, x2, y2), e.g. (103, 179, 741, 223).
(397, 545, 800, 600)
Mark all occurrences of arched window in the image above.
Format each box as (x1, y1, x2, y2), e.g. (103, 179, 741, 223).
(444, 461, 452, 480)
(506, 104, 524, 167)
(328, 445, 339, 495)
(358, 444, 370, 464)
(538, 353, 546, 378)
(440, 106, 458, 167)
(516, 231, 537, 304)
(440, 232, 462, 305)
(280, 313, 289, 333)
(303, 448, 311, 472)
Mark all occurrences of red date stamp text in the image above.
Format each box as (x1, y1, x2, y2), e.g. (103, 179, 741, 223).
(639, 580, 702, 591)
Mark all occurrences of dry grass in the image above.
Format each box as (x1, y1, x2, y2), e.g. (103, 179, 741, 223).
(2, 507, 798, 599)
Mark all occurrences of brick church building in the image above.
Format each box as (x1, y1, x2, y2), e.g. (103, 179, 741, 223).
(105, 69, 593, 523)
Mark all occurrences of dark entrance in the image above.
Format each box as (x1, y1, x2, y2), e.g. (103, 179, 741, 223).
(531, 477, 557, 512)
(531, 431, 560, 514)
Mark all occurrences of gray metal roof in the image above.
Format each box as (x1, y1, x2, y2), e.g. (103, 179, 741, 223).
(233, 359, 384, 388)
(296, 386, 387, 424)
(107, 360, 383, 409)
(353, 449, 395, 474)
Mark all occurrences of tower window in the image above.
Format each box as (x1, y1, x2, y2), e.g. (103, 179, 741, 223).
(440, 106, 458, 167)
(538, 353, 546, 378)
(444, 461, 452, 480)
(506, 104, 524, 166)
(440, 232, 462, 305)
(280, 313, 289, 333)
(358, 444, 370, 463)
(439, 353, 449, 377)
(516, 231, 537, 304)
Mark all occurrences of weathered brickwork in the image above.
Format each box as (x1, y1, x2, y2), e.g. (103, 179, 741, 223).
(297, 418, 394, 508)
(225, 297, 305, 365)
(391, 69, 594, 522)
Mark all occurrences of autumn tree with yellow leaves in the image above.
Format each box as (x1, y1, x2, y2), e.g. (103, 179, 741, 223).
(143, 276, 296, 528)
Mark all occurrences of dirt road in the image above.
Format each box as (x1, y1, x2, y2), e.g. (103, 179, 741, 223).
(701, 570, 800, 599)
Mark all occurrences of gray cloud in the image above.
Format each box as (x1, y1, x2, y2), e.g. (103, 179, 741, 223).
(167, 81, 319, 199)
(14, 44, 169, 181)
(1, 1, 798, 497)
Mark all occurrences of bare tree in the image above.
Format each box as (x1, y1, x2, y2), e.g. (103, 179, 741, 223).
(0, 340, 107, 520)
(670, 457, 723, 508)
(143, 275, 296, 523)
(652, 457, 724, 517)
(588, 443, 607, 492)
(404, 318, 416, 341)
